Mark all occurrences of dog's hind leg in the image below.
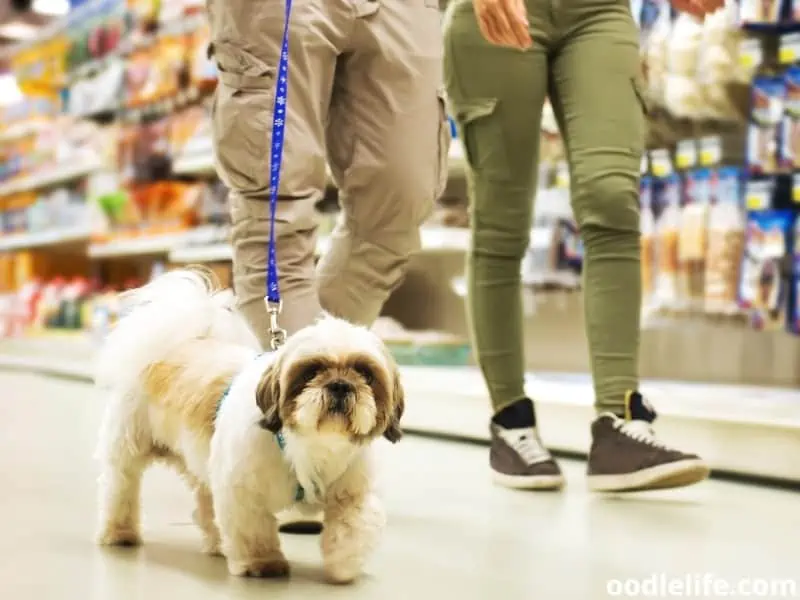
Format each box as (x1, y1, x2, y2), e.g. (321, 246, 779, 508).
(96, 453, 150, 547)
(95, 394, 152, 547)
(193, 485, 222, 556)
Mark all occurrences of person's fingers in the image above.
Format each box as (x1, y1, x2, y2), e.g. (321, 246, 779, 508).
(505, 0, 531, 48)
(489, 6, 520, 47)
(480, 14, 507, 45)
(476, 9, 502, 45)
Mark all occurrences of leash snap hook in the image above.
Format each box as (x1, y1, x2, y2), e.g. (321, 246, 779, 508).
(266, 298, 287, 350)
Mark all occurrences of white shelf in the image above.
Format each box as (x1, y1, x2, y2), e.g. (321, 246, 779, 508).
(0, 226, 91, 252)
(89, 232, 189, 258)
(169, 242, 232, 263)
(168, 226, 470, 264)
(171, 140, 468, 179)
(0, 160, 102, 197)
(0, 121, 47, 144)
(173, 154, 216, 177)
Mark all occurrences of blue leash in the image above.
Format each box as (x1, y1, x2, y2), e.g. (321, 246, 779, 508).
(264, 0, 292, 351)
(216, 0, 304, 503)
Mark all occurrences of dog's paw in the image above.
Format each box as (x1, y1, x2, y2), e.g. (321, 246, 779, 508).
(200, 537, 223, 557)
(323, 559, 363, 585)
(96, 527, 142, 547)
(227, 554, 291, 578)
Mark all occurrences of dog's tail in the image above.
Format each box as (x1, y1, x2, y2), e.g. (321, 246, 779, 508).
(94, 267, 259, 392)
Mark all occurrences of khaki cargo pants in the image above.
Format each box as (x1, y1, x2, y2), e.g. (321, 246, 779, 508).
(208, 0, 450, 346)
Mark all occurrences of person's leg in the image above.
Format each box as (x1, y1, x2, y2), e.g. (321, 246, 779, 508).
(209, 0, 346, 345)
(444, 0, 563, 490)
(549, 0, 709, 491)
(208, 0, 346, 533)
(319, 0, 448, 325)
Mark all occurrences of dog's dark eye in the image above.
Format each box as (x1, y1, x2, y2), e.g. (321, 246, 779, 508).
(353, 363, 375, 385)
(298, 362, 324, 384)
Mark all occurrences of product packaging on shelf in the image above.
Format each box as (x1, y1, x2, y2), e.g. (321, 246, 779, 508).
(739, 0, 783, 23)
(679, 169, 713, 311)
(781, 65, 800, 169)
(739, 209, 794, 330)
(523, 187, 582, 290)
(747, 77, 786, 175)
(705, 167, 745, 315)
(651, 173, 682, 313)
(790, 214, 800, 333)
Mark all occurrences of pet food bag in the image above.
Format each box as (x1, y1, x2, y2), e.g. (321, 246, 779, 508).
(704, 167, 746, 315)
(739, 209, 793, 330)
(747, 77, 786, 175)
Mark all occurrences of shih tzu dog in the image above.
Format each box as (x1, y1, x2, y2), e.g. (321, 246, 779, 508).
(94, 268, 404, 583)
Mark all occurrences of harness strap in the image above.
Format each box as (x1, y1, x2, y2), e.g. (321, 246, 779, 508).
(216, 378, 306, 503)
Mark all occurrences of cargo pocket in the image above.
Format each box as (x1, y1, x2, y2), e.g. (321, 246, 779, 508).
(211, 47, 276, 194)
(435, 88, 452, 200)
(454, 98, 510, 181)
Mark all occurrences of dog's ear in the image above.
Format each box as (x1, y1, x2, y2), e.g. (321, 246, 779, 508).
(383, 366, 405, 444)
(255, 361, 282, 433)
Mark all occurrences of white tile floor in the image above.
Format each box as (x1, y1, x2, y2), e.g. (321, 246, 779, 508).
(1, 371, 799, 599)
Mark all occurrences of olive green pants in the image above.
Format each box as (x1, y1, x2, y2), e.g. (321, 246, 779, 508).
(443, 0, 646, 415)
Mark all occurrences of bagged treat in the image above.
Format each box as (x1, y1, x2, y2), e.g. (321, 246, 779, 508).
(679, 169, 713, 310)
(739, 209, 793, 330)
(747, 77, 785, 175)
(781, 65, 800, 169)
(739, 0, 784, 22)
(704, 167, 745, 315)
(642, 3, 672, 108)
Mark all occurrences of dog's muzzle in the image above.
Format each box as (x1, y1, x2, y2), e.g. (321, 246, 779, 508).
(326, 380, 354, 414)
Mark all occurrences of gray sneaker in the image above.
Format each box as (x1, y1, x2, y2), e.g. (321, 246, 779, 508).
(587, 392, 710, 492)
(490, 423, 565, 490)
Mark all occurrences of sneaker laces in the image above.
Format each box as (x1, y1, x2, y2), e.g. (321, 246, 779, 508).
(506, 429, 551, 465)
(614, 418, 672, 451)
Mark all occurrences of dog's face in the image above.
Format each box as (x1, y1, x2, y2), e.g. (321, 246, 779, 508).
(255, 316, 404, 444)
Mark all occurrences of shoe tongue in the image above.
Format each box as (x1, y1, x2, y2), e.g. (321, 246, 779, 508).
(626, 391, 656, 423)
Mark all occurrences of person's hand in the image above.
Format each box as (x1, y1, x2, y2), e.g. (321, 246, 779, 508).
(474, 0, 532, 50)
(669, 0, 725, 18)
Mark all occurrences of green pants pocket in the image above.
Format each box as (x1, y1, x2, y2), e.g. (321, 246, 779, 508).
(454, 98, 511, 181)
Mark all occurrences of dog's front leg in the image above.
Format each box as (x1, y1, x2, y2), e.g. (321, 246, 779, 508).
(321, 463, 386, 584)
(213, 489, 289, 578)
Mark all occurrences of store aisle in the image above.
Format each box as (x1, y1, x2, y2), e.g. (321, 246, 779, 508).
(0, 372, 798, 600)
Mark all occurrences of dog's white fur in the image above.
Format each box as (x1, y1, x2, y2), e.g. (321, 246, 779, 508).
(94, 269, 402, 583)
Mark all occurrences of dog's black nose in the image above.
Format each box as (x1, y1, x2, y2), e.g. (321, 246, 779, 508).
(327, 380, 353, 412)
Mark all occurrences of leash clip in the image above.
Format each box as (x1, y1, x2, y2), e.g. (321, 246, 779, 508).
(266, 298, 287, 350)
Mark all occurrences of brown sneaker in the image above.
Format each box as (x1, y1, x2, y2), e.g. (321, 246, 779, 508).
(587, 392, 710, 492)
(490, 423, 565, 490)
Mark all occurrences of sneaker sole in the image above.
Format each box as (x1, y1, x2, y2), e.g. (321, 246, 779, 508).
(587, 459, 711, 493)
(277, 506, 323, 535)
(492, 471, 566, 491)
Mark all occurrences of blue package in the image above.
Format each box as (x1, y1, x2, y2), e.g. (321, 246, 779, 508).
(790, 214, 800, 333)
(685, 169, 713, 207)
(714, 166, 743, 207)
(739, 210, 794, 330)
